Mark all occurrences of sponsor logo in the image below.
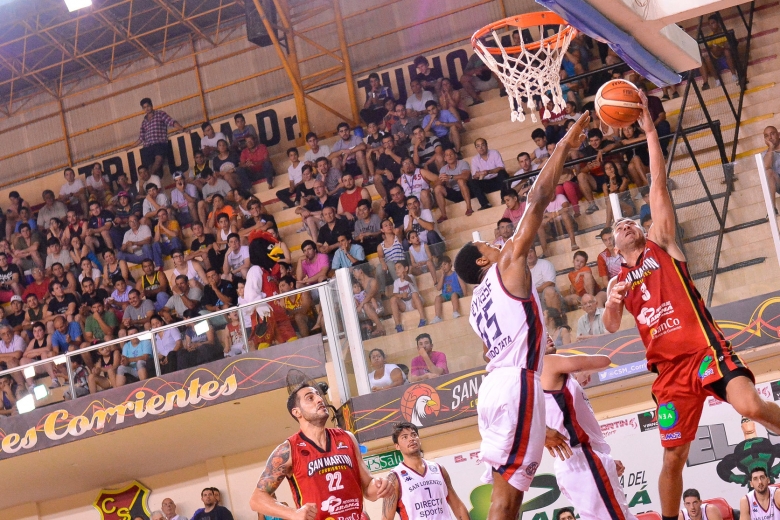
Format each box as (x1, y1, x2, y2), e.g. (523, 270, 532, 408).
(637, 411, 658, 431)
(336, 442, 349, 450)
(636, 301, 674, 328)
(429, 464, 439, 474)
(320, 496, 361, 515)
(525, 462, 539, 476)
(661, 432, 682, 441)
(658, 402, 679, 431)
(400, 384, 441, 427)
(600, 418, 639, 438)
(307, 454, 354, 476)
(298, 442, 307, 447)
(698, 355, 714, 380)
(650, 317, 682, 339)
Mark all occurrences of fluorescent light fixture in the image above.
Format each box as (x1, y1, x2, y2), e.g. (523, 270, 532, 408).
(23, 366, 35, 379)
(194, 320, 210, 336)
(17, 394, 35, 414)
(33, 384, 48, 400)
(64, 0, 92, 12)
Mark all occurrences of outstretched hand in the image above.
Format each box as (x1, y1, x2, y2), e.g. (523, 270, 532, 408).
(636, 91, 655, 134)
(559, 111, 590, 149)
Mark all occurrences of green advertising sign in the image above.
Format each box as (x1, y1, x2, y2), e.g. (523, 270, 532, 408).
(363, 450, 403, 473)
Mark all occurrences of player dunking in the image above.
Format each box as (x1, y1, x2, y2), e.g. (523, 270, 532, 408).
(249, 383, 390, 520)
(541, 352, 636, 520)
(381, 422, 470, 520)
(453, 113, 590, 520)
(602, 93, 780, 520)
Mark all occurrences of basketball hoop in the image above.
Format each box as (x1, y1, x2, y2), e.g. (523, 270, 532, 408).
(472, 12, 577, 123)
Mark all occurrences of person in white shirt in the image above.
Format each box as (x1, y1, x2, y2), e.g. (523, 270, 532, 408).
(223, 233, 250, 280)
(161, 498, 184, 520)
(141, 184, 170, 225)
(527, 247, 564, 313)
(58, 167, 88, 216)
(399, 157, 436, 209)
(200, 121, 225, 160)
(303, 131, 332, 166)
(117, 215, 154, 265)
(277, 147, 305, 209)
(470, 138, 509, 208)
(405, 78, 436, 118)
(135, 165, 162, 198)
(170, 172, 200, 226)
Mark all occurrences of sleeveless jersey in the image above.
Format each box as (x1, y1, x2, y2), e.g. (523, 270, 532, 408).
(339, 189, 364, 215)
(544, 374, 609, 454)
(391, 461, 454, 520)
(142, 272, 161, 292)
(745, 489, 780, 520)
(468, 263, 546, 372)
(616, 240, 728, 368)
(287, 428, 363, 520)
(681, 504, 711, 520)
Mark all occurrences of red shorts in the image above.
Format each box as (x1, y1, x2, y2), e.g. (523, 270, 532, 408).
(651, 345, 753, 447)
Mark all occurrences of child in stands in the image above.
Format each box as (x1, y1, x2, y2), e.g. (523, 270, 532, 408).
(432, 255, 464, 323)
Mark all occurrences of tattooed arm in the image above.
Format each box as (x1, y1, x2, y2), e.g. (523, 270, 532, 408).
(249, 440, 315, 520)
(441, 466, 470, 520)
(380, 472, 400, 520)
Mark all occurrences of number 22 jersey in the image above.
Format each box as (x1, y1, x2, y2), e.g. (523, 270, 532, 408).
(469, 263, 546, 373)
(287, 428, 364, 520)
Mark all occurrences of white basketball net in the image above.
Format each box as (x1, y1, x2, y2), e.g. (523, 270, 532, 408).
(474, 24, 575, 123)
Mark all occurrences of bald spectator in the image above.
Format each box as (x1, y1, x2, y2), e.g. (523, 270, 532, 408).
(576, 294, 607, 340)
(58, 167, 88, 215)
(135, 98, 184, 179)
(162, 498, 184, 520)
(38, 190, 68, 231)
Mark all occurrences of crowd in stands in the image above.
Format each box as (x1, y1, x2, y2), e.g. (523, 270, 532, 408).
(0, 13, 742, 406)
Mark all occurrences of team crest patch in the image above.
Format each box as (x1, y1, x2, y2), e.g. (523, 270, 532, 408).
(525, 462, 539, 476)
(430, 464, 439, 473)
(93, 480, 151, 520)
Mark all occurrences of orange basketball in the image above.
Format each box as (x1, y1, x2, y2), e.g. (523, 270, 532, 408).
(594, 79, 642, 128)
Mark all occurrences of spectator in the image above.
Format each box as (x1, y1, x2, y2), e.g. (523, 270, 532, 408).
(102, 249, 133, 288)
(296, 240, 330, 287)
(20, 321, 59, 388)
(303, 132, 331, 166)
(150, 314, 183, 373)
(12, 207, 37, 238)
(202, 268, 237, 324)
(208, 196, 236, 234)
(0, 325, 25, 387)
(122, 289, 155, 332)
(316, 206, 350, 258)
(80, 277, 109, 309)
(151, 512, 164, 520)
(377, 218, 405, 284)
(382, 98, 400, 133)
(224, 233, 250, 280)
(353, 265, 384, 337)
(528, 248, 563, 313)
(88, 345, 119, 394)
(63, 356, 89, 399)
(0, 374, 18, 413)
(409, 125, 445, 173)
(136, 98, 184, 179)
(193, 488, 234, 520)
(699, 14, 739, 90)
(407, 230, 436, 283)
(86, 201, 118, 253)
(619, 123, 650, 188)
(44, 280, 79, 326)
(11, 223, 44, 270)
(213, 138, 250, 191)
(367, 348, 405, 392)
(141, 182, 169, 225)
(115, 173, 140, 204)
(596, 227, 624, 288)
(576, 293, 607, 340)
(330, 122, 370, 183)
(422, 100, 463, 154)
(199, 121, 225, 159)
(316, 155, 344, 197)
(47, 217, 66, 245)
(381, 184, 409, 240)
(162, 274, 202, 323)
(58, 167, 88, 216)
(641, 214, 653, 233)
(22, 267, 49, 302)
(84, 300, 118, 344)
(375, 134, 404, 201)
(277, 276, 315, 338)
(239, 134, 275, 187)
(231, 112, 258, 152)
(112, 192, 134, 242)
(179, 311, 223, 370)
(409, 332, 448, 381)
(137, 259, 170, 312)
(5, 191, 31, 241)
(116, 325, 153, 386)
(540, 188, 580, 255)
(360, 72, 393, 125)
(578, 128, 621, 215)
(337, 172, 371, 223)
(556, 508, 575, 520)
(501, 188, 526, 228)
(406, 78, 436, 118)
(470, 138, 510, 207)
(436, 147, 477, 221)
(51, 314, 83, 354)
(0, 254, 23, 302)
(63, 210, 88, 246)
(542, 100, 568, 143)
(460, 48, 499, 105)
(603, 162, 636, 224)
(432, 255, 463, 324)
(391, 103, 421, 147)
(135, 164, 162, 198)
(352, 200, 382, 254)
(69, 234, 100, 272)
(530, 129, 550, 168)
(6, 296, 25, 337)
(23, 294, 48, 335)
(390, 260, 426, 332)
(161, 498, 184, 520)
(399, 157, 435, 210)
(565, 250, 604, 308)
(493, 218, 514, 247)
(238, 199, 274, 242)
(187, 221, 218, 271)
(117, 215, 153, 266)
(153, 208, 184, 268)
(297, 180, 337, 242)
(276, 147, 304, 209)
(37, 190, 68, 231)
(438, 78, 468, 121)
(413, 56, 443, 94)
(107, 276, 132, 316)
(682, 489, 723, 520)
(170, 171, 200, 226)
(76, 257, 101, 289)
(545, 308, 572, 348)
(85, 163, 114, 208)
(51, 262, 79, 298)
(331, 233, 365, 270)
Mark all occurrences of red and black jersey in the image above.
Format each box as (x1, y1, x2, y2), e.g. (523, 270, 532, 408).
(287, 428, 364, 520)
(617, 240, 729, 369)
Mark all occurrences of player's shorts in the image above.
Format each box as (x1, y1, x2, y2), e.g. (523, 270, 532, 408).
(477, 367, 545, 492)
(555, 446, 637, 520)
(651, 346, 753, 447)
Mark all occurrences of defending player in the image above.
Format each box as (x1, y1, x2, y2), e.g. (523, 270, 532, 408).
(541, 352, 636, 520)
(739, 468, 780, 520)
(679, 489, 723, 520)
(381, 422, 470, 520)
(453, 112, 590, 520)
(249, 383, 390, 520)
(602, 92, 780, 520)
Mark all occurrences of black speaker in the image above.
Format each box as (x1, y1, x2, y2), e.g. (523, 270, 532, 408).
(245, 0, 277, 47)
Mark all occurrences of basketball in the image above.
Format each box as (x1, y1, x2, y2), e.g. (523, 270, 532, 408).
(594, 79, 643, 128)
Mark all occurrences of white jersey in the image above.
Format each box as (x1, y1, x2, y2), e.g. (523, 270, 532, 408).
(468, 263, 546, 372)
(391, 460, 455, 520)
(746, 489, 780, 520)
(681, 504, 712, 520)
(544, 374, 609, 454)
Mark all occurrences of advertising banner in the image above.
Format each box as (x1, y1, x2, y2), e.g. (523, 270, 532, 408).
(0, 335, 325, 460)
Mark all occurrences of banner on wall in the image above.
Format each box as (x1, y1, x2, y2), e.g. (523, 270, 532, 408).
(0, 335, 325, 460)
(433, 380, 780, 520)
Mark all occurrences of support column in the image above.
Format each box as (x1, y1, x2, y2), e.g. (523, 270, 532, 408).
(58, 98, 73, 166)
(191, 36, 209, 122)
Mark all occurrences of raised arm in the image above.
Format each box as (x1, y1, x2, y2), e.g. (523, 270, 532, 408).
(639, 91, 684, 261)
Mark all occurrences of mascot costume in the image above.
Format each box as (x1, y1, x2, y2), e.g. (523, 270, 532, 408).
(245, 230, 298, 349)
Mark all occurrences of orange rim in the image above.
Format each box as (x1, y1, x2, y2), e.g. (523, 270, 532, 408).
(471, 12, 576, 54)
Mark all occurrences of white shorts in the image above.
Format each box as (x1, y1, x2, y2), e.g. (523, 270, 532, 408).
(477, 367, 545, 492)
(399, 298, 414, 312)
(554, 446, 637, 520)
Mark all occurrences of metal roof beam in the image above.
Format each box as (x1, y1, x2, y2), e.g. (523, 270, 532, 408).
(149, 0, 215, 47)
(92, 8, 162, 65)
